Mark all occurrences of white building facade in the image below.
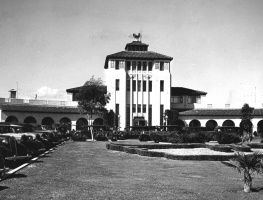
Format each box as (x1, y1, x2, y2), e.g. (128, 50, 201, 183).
(104, 39, 173, 130)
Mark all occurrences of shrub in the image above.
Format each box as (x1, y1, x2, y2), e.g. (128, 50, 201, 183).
(139, 134, 151, 142)
(95, 134, 108, 141)
(216, 132, 241, 144)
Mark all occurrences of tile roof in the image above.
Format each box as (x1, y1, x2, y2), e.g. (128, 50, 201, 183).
(104, 51, 173, 69)
(0, 104, 80, 114)
(125, 41, 149, 47)
(180, 109, 263, 116)
(171, 87, 207, 96)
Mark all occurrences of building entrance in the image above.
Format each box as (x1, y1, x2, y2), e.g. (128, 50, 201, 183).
(133, 116, 146, 126)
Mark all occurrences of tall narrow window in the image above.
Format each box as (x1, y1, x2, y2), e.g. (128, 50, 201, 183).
(143, 104, 146, 113)
(143, 62, 147, 71)
(160, 62, 164, 71)
(138, 80, 141, 92)
(148, 62, 153, 71)
(137, 105, 141, 113)
(160, 104, 164, 126)
(132, 104, 136, 113)
(111, 61, 115, 68)
(126, 61, 131, 70)
(160, 80, 164, 92)
(126, 105, 130, 127)
(115, 104, 119, 127)
(149, 81, 152, 92)
(115, 60, 119, 70)
(132, 61, 136, 70)
(137, 61, 141, 71)
(126, 80, 130, 91)
(132, 80, 136, 91)
(116, 79, 119, 91)
(143, 81, 146, 92)
(148, 105, 152, 126)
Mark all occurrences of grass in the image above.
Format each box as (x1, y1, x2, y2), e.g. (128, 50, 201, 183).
(0, 141, 263, 199)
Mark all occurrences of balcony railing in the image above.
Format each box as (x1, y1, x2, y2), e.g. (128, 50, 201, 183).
(0, 98, 78, 106)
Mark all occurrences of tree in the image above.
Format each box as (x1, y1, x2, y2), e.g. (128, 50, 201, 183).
(164, 109, 179, 125)
(240, 104, 254, 143)
(103, 109, 115, 129)
(76, 76, 111, 140)
(221, 152, 263, 193)
(77, 76, 110, 117)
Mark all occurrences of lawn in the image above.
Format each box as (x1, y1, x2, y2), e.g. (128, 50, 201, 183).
(1, 141, 263, 200)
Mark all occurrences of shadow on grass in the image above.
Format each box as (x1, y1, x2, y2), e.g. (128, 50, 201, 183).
(251, 187, 263, 192)
(0, 186, 9, 191)
(3, 173, 27, 181)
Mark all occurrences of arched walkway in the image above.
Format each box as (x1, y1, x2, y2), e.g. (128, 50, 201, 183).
(222, 120, 235, 127)
(76, 118, 88, 130)
(60, 117, 72, 130)
(258, 120, 263, 133)
(174, 119, 186, 127)
(93, 118, 104, 125)
(24, 116, 37, 124)
(5, 116, 18, 123)
(206, 120, 218, 131)
(189, 119, 201, 128)
(42, 117, 55, 128)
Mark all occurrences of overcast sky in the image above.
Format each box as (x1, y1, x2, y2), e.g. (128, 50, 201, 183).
(0, 0, 263, 108)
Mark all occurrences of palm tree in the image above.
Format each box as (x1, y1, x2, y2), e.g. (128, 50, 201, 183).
(221, 152, 263, 192)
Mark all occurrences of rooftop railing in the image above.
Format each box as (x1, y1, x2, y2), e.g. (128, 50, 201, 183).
(0, 98, 78, 106)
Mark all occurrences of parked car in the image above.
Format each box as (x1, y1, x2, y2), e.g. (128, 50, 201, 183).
(0, 123, 45, 157)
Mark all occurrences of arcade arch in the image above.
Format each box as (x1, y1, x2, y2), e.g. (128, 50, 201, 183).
(257, 120, 263, 133)
(76, 118, 88, 130)
(206, 120, 218, 131)
(93, 118, 104, 125)
(42, 117, 54, 128)
(24, 116, 37, 124)
(5, 116, 18, 123)
(60, 117, 71, 130)
(222, 120, 235, 127)
(189, 119, 201, 127)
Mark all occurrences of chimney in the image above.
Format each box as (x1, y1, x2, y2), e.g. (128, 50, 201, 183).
(9, 89, 17, 98)
(225, 104, 230, 108)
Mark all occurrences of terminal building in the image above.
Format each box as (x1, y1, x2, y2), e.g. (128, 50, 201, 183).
(104, 35, 206, 129)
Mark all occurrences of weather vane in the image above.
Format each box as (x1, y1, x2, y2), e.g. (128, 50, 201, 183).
(133, 33, 141, 41)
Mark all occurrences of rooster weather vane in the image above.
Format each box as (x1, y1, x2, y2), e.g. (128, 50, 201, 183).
(133, 33, 141, 41)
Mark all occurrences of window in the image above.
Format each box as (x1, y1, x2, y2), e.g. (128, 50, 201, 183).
(115, 60, 119, 70)
(143, 62, 147, 71)
(171, 96, 183, 104)
(138, 80, 141, 91)
(116, 79, 119, 91)
(137, 61, 141, 71)
(111, 61, 115, 68)
(132, 104, 136, 112)
(126, 61, 131, 70)
(143, 104, 146, 113)
(126, 80, 130, 91)
(126, 105, 130, 127)
(160, 80, 164, 92)
(132, 80, 136, 91)
(137, 105, 141, 113)
(160, 62, 164, 71)
(188, 96, 200, 104)
(148, 105, 152, 126)
(148, 62, 153, 71)
(119, 61, 124, 69)
(160, 105, 164, 126)
(115, 104, 119, 127)
(155, 62, 160, 70)
(149, 81, 152, 92)
(132, 61, 136, 70)
(143, 81, 146, 92)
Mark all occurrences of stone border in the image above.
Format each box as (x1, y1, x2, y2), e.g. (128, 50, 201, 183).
(106, 142, 262, 161)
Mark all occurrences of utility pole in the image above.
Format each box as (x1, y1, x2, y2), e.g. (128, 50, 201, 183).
(16, 82, 18, 99)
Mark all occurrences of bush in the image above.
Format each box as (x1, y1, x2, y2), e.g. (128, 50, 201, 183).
(216, 132, 241, 144)
(139, 134, 151, 141)
(95, 134, 108, 141)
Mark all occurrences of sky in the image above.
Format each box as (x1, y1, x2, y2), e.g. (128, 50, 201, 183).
(0, 0, 263, 108)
